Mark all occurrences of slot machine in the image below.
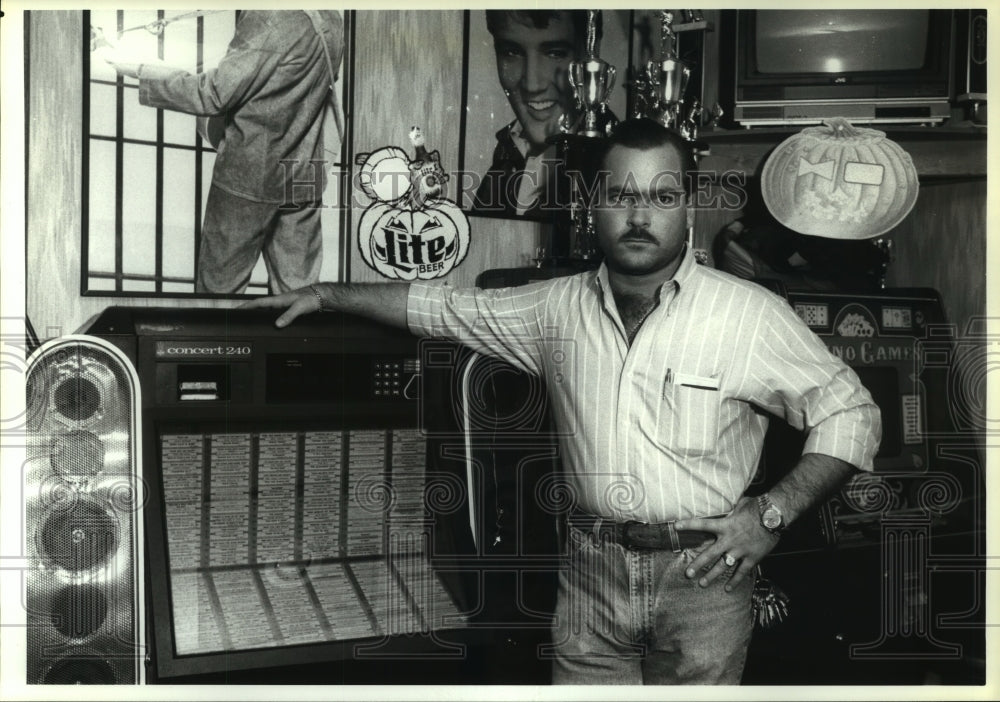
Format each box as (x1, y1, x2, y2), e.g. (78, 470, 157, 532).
(743, 288, 986, 684)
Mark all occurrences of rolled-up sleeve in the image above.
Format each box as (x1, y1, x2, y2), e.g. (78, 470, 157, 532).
(747, 299, 882, 472)
(407, 281, 550, 376)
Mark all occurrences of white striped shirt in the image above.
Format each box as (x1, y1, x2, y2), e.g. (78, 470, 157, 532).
(407, 250, 881, 523)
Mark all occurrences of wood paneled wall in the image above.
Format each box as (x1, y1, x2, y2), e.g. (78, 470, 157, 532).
(885, 179, 987, 336)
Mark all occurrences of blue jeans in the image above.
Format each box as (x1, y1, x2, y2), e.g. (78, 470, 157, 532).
(547, 525, 754, 684)
(198, 185, 322, 294)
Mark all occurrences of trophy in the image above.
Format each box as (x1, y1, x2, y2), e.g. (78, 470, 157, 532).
(635, 11, 692, 131)
(569, 200, 601, 261)
(563, 10, 618, 139)
(544, 10, 618, 265)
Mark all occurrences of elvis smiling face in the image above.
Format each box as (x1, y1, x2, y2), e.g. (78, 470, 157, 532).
(489, 11, 582, 156)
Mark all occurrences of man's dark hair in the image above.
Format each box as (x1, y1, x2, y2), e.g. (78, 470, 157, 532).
(484, 10, 602, 46)
(595, 118, 697, 194)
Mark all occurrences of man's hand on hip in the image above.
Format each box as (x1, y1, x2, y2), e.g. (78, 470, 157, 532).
(674, 498, 780, 592)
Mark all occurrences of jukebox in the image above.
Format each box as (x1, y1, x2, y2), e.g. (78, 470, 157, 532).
(78, 306, 482, 683)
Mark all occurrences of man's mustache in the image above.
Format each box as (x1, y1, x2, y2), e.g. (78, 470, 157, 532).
(618, 227, 657, 243)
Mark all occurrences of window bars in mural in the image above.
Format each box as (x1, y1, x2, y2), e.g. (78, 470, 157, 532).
(83, 10, 350, 296)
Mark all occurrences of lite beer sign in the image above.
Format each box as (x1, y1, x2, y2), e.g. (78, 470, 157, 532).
(356, 129, 470, 281)
(359, 202, 469, 280)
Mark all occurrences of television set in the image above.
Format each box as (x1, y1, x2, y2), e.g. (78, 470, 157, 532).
(723, 9, 954, 127)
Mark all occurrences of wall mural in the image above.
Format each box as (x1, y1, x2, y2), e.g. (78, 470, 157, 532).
(79, 9, 641, 293)
(82, 9, 349, 297)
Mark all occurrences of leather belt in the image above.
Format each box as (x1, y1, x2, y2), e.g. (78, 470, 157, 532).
(568, 510, 718, 552)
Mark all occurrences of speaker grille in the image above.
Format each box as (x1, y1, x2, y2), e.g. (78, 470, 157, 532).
(37, 498, 119, 573)
(25, 337, 143, 685)
(40, 655, 118, 685)
(50, 430, 105, 481)
(51, 585, 109, 639)
(53, 376, 101, 421)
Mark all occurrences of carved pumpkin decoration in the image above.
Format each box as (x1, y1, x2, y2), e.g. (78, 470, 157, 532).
(357, 199, 470, 281)
(761, 117, 918, 240)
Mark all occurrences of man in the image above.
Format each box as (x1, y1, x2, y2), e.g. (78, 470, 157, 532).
(246, 119, 881, 684)
(105, 11, 344, 294)
(472, 10, 593, 217)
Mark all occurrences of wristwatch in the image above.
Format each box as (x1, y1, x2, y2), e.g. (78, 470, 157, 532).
(757, 493, 786, 535)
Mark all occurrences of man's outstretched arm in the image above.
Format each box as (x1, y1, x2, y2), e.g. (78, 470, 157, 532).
(241, 283, 411, 329)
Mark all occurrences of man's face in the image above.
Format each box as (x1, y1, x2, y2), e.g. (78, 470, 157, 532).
(492, 13, 579, 154)
(594, 144, 692, 276)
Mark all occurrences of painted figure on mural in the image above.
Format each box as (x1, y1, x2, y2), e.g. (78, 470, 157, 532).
(102, 10, 344, 294)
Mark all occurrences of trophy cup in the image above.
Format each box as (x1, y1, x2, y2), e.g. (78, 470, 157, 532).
(567, 11, 618, 138)
(635, 11, 692, 131)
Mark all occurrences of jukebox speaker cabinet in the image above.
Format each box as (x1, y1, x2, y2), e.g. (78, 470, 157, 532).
(24, 336, 144, 684)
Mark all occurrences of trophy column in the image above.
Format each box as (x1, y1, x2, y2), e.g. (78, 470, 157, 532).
(546, 10, 617, 266)
(633, 11, 711, 258)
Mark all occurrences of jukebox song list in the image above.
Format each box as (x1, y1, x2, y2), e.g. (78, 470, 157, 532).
(159, 429, 464, 656)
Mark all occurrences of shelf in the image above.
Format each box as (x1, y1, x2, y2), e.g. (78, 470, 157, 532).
(696, 125, 987, 179)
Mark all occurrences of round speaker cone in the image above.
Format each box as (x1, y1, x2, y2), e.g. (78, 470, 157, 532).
(41, 656, 117, 684)
(53, 376, 101, 422)
(51, 584, 108, 639)
(39, 499, 118, 573)
(50, 430, 105, 480)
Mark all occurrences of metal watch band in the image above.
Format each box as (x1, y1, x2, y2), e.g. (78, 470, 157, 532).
(758, 493, 784, 534)
(310, 284, 325, 313)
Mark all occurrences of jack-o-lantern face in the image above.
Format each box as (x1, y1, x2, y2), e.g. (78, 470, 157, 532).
(762, 117, 918, 240)
(358, 200, 470, 280)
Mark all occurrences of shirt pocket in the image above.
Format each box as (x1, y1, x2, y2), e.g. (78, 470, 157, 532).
(660, 375, 721, 457)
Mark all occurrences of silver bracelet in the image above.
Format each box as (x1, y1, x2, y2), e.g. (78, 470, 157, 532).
(309, 284, 325, 313)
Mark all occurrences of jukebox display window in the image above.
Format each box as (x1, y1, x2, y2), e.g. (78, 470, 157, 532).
(156, 426, 464, 659)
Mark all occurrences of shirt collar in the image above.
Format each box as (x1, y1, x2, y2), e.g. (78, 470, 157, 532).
(507, 119, 529, 160)
(594, 245, 698, 302)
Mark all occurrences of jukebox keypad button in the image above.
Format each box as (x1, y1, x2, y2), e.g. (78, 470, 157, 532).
(373, 361, 404, 397)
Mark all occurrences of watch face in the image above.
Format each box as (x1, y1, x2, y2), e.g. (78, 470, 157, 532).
(762, 507, 782, 530)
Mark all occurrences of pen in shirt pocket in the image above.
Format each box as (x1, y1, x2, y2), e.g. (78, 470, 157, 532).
(664, 368, 720, 394)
